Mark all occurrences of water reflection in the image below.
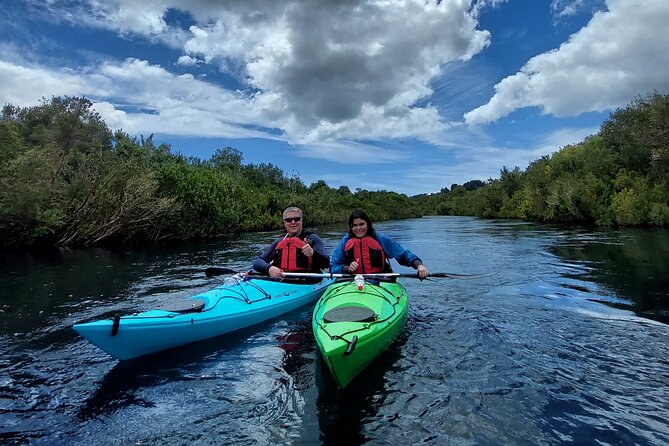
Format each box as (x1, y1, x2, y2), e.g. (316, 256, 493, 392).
(275, 320, 315, 392)
(77, 311, 318, 421)
(313, 331, 408, 445)
(549, 228, 669, 323)
(77, 334, 237, 421)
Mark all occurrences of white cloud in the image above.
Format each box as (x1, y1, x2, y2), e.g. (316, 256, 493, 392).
(293, 104, 448, 146)
(465, 0, 669, 125)
(81, 0, 170, 35)
(0, 60, 91, 107)
(549, 0, 606, 19)
(550, 0, 585, 17)
(176, 55, 200, 66)
(471, 0, 509, 16)
(0, 56, 277, 139)
(173, 0, 491, 142)
(91, 58, 275, 138)
(5, 0, 492, 148)
(293, 140, 408, 164)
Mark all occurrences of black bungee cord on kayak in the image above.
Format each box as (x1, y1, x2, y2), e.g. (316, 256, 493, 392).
(244, 278, 272, 301)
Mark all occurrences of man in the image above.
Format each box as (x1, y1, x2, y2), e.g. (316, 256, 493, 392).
(253, 207, 329, 277)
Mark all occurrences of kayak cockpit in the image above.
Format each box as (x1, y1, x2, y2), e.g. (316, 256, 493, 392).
(323, 305, 376, 323)
(157, 299, 206, 314)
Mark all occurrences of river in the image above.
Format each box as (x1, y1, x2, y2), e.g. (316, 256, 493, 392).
(1, 216, 668, 445)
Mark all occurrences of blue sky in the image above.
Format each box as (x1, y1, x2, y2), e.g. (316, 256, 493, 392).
(1, 0, 668, 195)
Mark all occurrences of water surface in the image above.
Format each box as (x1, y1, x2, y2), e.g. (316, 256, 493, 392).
(1, 216, 668, 445)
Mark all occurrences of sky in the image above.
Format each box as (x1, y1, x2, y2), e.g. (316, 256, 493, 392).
(1, 0, 668, 196)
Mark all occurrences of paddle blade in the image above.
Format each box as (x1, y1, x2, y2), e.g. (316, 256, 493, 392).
(429, 272, 496, 279)
(396, 271, 495, 280)
(204, 267, 238, 277)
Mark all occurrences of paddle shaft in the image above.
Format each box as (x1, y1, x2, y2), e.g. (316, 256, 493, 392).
(204, 266, 491, 280)
(280, 272, 493, 279)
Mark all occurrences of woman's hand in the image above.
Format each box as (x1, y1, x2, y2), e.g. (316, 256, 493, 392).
(347, 258, 360, 273)
(417, 264, 428, 279)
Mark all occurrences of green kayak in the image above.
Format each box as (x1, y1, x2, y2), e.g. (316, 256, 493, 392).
(312, 276, 409, 388)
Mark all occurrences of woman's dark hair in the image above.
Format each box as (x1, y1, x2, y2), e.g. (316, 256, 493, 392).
(348, 210, 375, 237)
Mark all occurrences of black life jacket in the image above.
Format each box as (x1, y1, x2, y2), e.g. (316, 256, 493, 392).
(344, 236, 389, 274)
(273, 233, 313, 272)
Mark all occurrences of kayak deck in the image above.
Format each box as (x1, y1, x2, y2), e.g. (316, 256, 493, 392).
(312, 278, 409, 388)
(74, 275, 333, 360)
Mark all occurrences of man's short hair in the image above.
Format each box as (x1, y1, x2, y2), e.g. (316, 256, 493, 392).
(282, 207, 303, 219)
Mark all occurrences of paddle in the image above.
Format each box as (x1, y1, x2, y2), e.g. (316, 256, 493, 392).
(204, 267, 492, 280)
(280, 272, 494, 280)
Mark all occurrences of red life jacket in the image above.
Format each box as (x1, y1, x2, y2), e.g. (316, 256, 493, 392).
(344, 236, 389, 274)
(273, 235, 313, 272)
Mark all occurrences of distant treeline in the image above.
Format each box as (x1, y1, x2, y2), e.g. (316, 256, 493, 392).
(1, 93, 667, 249)
(0, 97, 421, 248)
(414, 92, 669, 227)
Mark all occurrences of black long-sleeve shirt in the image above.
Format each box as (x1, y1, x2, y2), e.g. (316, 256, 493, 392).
(252, 230, 329, 274)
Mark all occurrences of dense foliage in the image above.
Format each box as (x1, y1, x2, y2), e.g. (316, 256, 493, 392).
(0, 97, 420, 248)
(1, 93, 667, 248)
(413, 93, 669, 227)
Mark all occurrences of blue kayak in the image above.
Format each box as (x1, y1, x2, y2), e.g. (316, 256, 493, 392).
(73, 274, 334, 360)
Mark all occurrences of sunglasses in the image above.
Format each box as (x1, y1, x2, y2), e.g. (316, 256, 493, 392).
(283, 217, 302, 223)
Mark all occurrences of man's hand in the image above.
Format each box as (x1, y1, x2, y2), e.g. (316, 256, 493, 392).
(268, 266, 283, 278)
(302, 241, 314, 257)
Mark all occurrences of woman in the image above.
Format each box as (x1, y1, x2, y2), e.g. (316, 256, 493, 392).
(330, 210, 428, 278)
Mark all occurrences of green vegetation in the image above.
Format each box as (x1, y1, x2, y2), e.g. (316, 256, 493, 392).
(413, 92, 669, 227)
(0, 97, 420, 248)
(1, 93, 667, 249)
